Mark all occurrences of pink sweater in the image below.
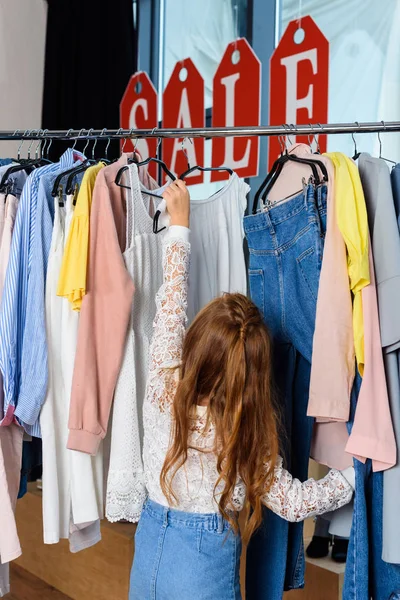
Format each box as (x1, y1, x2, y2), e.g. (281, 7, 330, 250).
(68, 155, 135, 455)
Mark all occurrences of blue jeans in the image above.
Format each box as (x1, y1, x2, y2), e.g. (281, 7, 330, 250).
(129, 499, 242, 600)
(243, 184, 327, 599)
(344, 373, 400, 600)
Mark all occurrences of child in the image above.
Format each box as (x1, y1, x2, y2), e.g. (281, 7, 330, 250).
(129, 180, 354, 600)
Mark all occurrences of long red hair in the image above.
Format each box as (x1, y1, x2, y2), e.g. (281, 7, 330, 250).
(160, 292, 279, 544)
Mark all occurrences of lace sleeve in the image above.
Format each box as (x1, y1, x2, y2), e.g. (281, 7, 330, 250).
(147, 231, 190, 409)
(263, 456, 353, 523)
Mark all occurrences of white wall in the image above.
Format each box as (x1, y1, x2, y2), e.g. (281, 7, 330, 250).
(0, 0, 47, 157)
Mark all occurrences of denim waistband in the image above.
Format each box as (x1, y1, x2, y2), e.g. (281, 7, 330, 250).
(244, 183, 326, 232)
(143, 498, 230, 533)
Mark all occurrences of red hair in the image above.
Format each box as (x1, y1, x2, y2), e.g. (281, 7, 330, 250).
(160, 293, 279, 543)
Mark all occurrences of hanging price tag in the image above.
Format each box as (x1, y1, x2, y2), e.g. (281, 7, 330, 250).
(163, 58, 205, 184)
(120, 71, 158, 179)
(268, 16, 329, 169)
(211, 38, 261, 182)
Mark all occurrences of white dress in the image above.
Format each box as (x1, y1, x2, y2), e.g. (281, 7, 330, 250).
(40, 194, 103, 547)
(106, 164, 163, 522)
(106, 172, 250, 522)
(143, 229, 354, 517)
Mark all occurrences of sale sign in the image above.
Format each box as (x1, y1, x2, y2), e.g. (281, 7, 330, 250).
(211, 38, 261, 181)
(268, 16, 329, 169)
(120, 71, 158, 178)
(163, 58, 205, 184)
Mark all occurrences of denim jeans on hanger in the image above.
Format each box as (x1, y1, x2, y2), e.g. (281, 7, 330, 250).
(243, 182, 327, 599)
(343, 373, 400, 600)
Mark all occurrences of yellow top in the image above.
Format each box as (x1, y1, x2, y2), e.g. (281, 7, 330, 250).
(325, 152, 370, 375)
(57, 162, 105, 310)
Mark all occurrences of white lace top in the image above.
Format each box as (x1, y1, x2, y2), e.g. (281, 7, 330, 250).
(143, 227, 354, 520)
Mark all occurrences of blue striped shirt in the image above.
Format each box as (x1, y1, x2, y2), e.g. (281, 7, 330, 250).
(0, 149, 84, 434)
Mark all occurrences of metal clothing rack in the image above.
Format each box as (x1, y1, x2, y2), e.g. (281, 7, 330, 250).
(1, 121, 400, 140)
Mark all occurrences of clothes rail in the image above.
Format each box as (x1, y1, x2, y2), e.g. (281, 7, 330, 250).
(2, 121, 400, 141)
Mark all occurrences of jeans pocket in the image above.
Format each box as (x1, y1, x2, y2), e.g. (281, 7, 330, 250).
(249, 269, 264, 313)
(297, 246, 321, 302)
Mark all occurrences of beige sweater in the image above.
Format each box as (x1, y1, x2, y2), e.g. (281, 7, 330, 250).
(67, 155, 134, 455)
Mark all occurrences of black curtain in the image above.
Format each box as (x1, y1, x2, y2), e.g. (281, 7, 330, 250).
(42, 0, 138, 160)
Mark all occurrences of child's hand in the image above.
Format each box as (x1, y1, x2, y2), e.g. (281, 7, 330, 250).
(162, 180, 190, 228)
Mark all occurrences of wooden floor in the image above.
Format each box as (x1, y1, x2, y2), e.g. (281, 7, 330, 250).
(5, 565, 72, 600)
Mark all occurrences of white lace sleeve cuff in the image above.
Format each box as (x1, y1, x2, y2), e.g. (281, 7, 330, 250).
(341, 466, 355, 490)
(164, 225, 190, 244)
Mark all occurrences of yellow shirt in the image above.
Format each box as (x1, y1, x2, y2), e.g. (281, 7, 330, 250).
(325, 152, 370, 375)
(57, 162, 105, 310)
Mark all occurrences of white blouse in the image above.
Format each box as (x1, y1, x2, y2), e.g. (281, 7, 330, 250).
(142, 227, 354, 520)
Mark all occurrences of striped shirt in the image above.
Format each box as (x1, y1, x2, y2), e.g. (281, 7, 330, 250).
(0, 149, 84, 434)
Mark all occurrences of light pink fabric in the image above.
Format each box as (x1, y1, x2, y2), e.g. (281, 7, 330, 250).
(345, 240, 396, 471)
(306, 155, 355, 422)
(68, 155, 135, 455)
(311, 422, 352, 470)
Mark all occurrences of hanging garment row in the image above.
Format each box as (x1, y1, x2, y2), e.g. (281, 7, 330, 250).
(0, 128, 399, 600)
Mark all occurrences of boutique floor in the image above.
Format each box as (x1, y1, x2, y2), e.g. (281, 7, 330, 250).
(5, 564, 71, 600)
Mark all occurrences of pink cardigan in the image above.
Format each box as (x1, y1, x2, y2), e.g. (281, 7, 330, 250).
(68, 155, 135, 455)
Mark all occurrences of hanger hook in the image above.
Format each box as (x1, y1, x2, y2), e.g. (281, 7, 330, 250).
(35, 129, 44, 159)
(100, 128, 111, 159)
(289, 123, 297, 145)
(115, 128, 125, 153)
(83, 129, 94, 156)
(156, 136, 162, 158)
(92, 130, 100, 160)
(71, 129, 83, 150)
(12, 130, 20, 159)
(282, 124, 290, 151)
(181, 138, 190, 169)
(308, 124, 314, 150)
(17, 130, 29, 161)
(378, 120, 386, 159)
(314, 123, 322, 153)
(66, 128, 73, 144)
(283, 124, 292, 146)
(277, 132, 285, 154)
(133, 136, 140, 154)
(41, 129, 49, 158)
(351, 122, 360, 156)
(27, 130, 38, 160)
(120, 128, 131, 154)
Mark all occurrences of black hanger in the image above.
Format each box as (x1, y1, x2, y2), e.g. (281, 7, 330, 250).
(0, 131, 50, 193)
(65, 133, 109, 195)
(252, 149, 326, 214)
(352, 123, 361, 161)
(252, 124, 330, 213)
(180, 165, 233, 180)
(115, 135, 176, 194)
(51, 160, 90, 197)
(51, 129, 95, 198)
(178, 138, 234, 180)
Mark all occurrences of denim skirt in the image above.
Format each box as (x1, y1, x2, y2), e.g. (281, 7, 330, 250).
(129, 499, 242, 600)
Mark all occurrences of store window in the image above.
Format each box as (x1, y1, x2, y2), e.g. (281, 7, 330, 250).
(163, 0, 250, 109)
(280, 0, 400, 158)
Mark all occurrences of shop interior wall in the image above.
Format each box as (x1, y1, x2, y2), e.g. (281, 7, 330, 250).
(0, 0, 47, 158)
